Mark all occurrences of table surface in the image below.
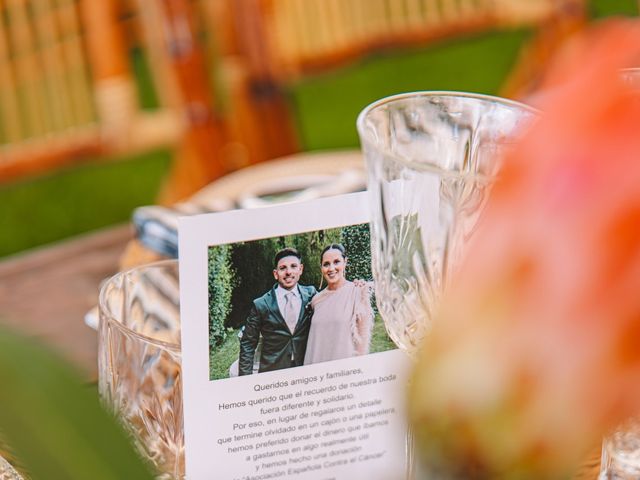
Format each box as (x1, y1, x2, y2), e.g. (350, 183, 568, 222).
(0, 150, 602, 478)
(0, 224, 132, 381)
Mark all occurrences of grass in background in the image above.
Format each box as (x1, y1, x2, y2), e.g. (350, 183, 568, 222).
(290, 29, 531, 150)
(209, 315, 396, 381)
(370, 314, 398, 353)
(0, 150, 171, 257)
(210, 329, 241, 381)
(589, 0, 638, 18)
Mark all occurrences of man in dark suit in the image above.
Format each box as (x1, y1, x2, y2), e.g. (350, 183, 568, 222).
(239, 248, 317, 375)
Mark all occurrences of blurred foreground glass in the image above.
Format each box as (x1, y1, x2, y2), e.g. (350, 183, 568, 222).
(600, 419, 640, 479)
(358, 91, 536, 354)
(98, 260, 183, 479)
(597, 68, 640, 480)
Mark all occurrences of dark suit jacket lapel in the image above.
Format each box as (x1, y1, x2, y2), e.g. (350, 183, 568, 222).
(294, 286, 312, 329)
(296, 287, 307, 320)
(265, 285, 288, 328)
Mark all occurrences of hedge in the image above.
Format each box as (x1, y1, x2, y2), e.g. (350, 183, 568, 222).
(208, 244, 235, 347)
(340, 223, 372, 281)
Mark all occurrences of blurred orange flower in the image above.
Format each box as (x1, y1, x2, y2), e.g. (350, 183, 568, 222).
(409, 19, 640, 478)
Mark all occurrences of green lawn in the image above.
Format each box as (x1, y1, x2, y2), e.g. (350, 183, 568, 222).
(209, 314, 396, 381)
(290, 29, 530, 151)
(0, 150, 171, 257)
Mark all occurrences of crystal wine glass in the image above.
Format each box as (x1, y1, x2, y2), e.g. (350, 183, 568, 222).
(357, 91, 536, 475)
(99, 260, 183, 479)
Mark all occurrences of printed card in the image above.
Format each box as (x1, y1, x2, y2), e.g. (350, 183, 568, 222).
(179, 192, 410, 479)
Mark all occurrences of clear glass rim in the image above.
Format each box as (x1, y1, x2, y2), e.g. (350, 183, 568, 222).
(98, 258, 181, 352)
(356, 90, 538, 172)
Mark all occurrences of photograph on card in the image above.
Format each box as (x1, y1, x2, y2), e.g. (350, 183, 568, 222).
(208, 222, 396, 380)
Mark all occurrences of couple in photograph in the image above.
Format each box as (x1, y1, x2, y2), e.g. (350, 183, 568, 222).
(238, 245, 374, 375)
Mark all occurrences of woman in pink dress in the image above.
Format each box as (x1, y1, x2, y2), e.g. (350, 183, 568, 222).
(304, 244, 374, 365)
